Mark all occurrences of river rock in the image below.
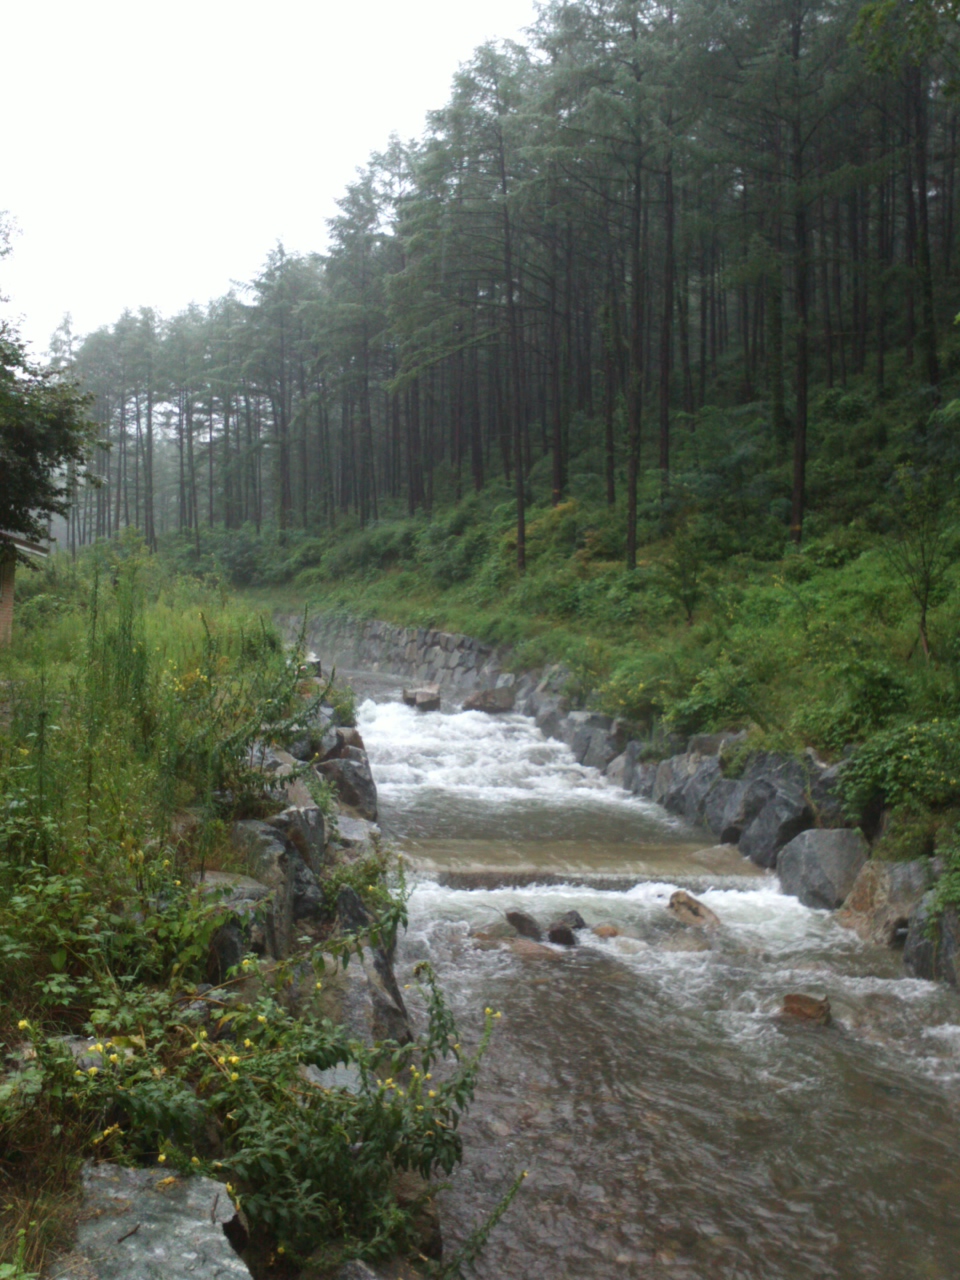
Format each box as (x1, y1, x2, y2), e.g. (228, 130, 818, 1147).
(230, 820, 296, 955)
(661, 932, 711, 952)
(403, 684, 439, 707)
(837, 858, 933, 946)
(266, 804, 326, 872)
(778, 829, 869, 909)
(668, 890, 721, 929)
(592, 923, 620, 938)
(415, 691, 441, 711)
(738, 784, 813, 869)
(547, 922, 577, 946)
(703, 777, 739, 840)
(631, 760, 659, 800)
(903, 894, 960, 986)
(653, 753, 706, 812)
(335, 815, 381, 848)
(781, 993, 831, 1025)
(605, 751, 628, 786)
(506, 909, 543, 941)
(463, 686, 515, 713)
(46, 1162, 251, 1280)
(678, 757, 724, 827)
(470, 920, 519, 940)
(249, 743, 299, 776)
(196, 873, 271, 980)
(316, 755, 378, 821)
(559, 909, 587, 930)
(337, 887, 412, 1043)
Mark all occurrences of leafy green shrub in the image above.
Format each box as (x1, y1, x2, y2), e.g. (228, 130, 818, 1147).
(2, 934, 496, 1267)
(415, 521, 490, 590)
(841, 719, 960, 820)
(321, 524, 419, 580)
(791, 657, 908, 752)
(662, 652, 760, 735)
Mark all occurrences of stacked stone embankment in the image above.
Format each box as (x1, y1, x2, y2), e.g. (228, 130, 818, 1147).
(294, 614, 505, 693)
(288, 612, 951, 986)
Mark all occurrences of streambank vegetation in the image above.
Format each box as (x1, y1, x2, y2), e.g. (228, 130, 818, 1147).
(0, 549, 503, 1278)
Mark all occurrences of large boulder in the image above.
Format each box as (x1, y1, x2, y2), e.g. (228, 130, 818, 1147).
(738, 786, 813, 868)
(653, 753, 705, 812)
(336, 887, 412, 1043)
(463, 686, 516, 713)
(677, 757, 723, 827)
(837, 858, 933, 946)
(229, 821, 323, 953)
(563, 711, 624, 767)
(703, 777, 739, 839)
(719, 772, 777, 845)
(316, 754, 378, 821)
(777, 828, 869, 909)
(266, 804, 326, 872)
(903, 894, 960, 986)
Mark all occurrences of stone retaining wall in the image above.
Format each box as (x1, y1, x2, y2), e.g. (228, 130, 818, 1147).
(292, 613, 507, 694)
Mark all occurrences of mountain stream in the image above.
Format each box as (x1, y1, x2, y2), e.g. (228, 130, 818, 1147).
(347, 674, 960, 1280)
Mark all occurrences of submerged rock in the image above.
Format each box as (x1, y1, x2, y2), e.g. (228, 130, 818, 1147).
(592, 923, 620, 938)
(668, 890, 721, 930)
(509, 937, 564, 961)
(47, 1162, 250, 1280)
(660, 932, 711, 953)
(470, 921, 518, 949)
(781, 993, 832, 1025)
(778, 829, 869, 910)
(506, 909, 543, 941)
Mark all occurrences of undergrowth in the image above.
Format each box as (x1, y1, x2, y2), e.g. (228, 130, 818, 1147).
(1, 543, 505, 1275)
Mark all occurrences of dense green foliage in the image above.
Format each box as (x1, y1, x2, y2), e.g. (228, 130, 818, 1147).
(54, 0, 960, 572)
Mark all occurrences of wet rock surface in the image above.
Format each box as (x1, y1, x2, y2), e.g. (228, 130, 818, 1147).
(463, 686, 516, 713)
(838, 858, 933, 946)
(506, 910, 543, 941)
(668, 890, 721, 930)
(316, 753, 378, 821)
(781, 993, 832, 1025)
(904, 895, 960, 986)
(778, 829, 870, 910)
(47, 1162, 250, 1280)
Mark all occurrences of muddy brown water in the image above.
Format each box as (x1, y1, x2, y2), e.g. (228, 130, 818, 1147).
(345, 672, 960, 1280)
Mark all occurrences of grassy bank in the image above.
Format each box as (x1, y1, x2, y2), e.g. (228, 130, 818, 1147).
(0, 544, 497, 1278)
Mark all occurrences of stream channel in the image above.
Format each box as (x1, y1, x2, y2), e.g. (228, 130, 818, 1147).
(346, 671, 960, 1280)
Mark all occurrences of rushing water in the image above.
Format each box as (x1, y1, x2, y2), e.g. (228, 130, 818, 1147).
(353, 682, 960, 1280)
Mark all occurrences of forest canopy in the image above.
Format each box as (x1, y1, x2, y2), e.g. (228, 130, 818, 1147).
(56, 0, 960, 571)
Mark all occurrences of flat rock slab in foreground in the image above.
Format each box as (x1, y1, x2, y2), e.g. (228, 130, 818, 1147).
(48, 1163, 250, 1280)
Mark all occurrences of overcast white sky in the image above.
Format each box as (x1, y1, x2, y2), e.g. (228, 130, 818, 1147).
(1, 0, 539, 354)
